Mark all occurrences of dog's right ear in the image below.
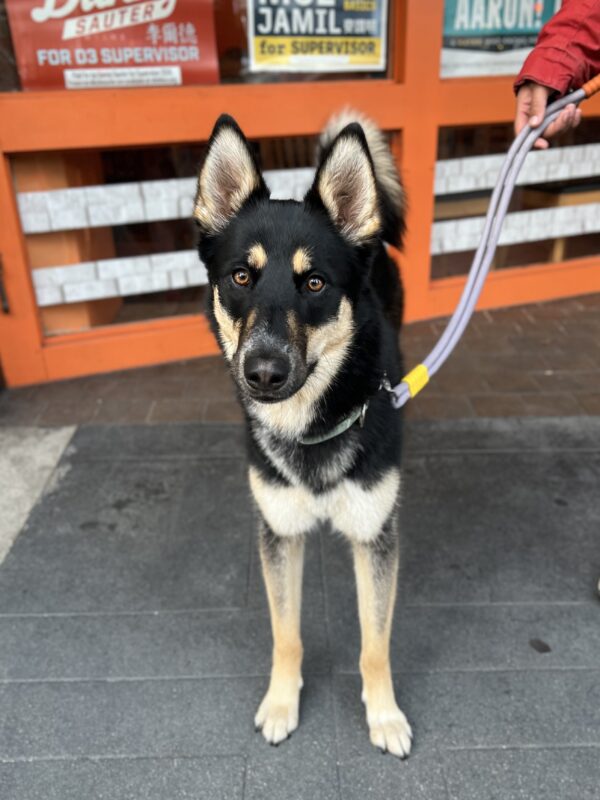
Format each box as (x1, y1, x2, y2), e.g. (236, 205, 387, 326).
(194, 115, 268, 234)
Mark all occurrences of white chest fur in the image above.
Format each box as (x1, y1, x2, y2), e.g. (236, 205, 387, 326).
(249, 466, 400, 542)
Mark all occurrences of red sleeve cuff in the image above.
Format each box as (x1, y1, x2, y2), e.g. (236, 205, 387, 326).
(513, 47, 582, 96)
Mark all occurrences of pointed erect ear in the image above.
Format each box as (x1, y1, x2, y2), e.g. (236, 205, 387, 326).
(306, 123, 381, 244)
(194, 114, 268, 234)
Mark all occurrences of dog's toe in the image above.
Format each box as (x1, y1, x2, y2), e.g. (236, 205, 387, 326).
(368, 708, 412, 759)
(255, 691, 299, 746)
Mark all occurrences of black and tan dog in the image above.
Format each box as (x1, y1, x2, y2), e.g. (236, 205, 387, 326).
(194, 110, 411, 758)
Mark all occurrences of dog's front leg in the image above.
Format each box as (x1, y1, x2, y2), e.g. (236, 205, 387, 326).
(352, 516, 412, 758)
(255, 521, 305, 745)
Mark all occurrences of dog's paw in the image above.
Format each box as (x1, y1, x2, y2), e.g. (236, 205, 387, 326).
(367, 706, 413, 759)
(255, 687, 300, 745)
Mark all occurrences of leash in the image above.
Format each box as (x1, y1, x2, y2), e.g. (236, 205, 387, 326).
(389, 74, 600, 410)
(300, 76, 599, 445)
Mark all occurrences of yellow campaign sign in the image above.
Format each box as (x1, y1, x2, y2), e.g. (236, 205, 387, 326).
(253, 36, 381, 67)
(247, 0, 388, 73)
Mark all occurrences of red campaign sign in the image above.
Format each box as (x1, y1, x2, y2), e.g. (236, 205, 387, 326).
(6, 0, 219, 90)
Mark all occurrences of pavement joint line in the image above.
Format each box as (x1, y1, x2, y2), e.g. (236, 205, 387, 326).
(0, 601, 595, 618)
(405, 448, 600, 454)
(439, 747, 452, 800)
(402, 601, 599, 608)
(2, 744, 600, 766)
(240, 755, 249, 800)
(0, 753, 250, 765)
(63, 454, 249, 462)
(0, 672, 332, 684)
(443, 743, 600, 752)
(0, 608, 332, 619)
(360, 666, 600, 675)
(0, 608, 263, 618)
(1, 667, 598, 685)
(61, 448, 600, 463)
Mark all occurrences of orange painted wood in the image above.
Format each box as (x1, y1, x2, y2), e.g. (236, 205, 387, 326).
(0, 81, 406, 152)
(0, 153, 47, 386)
(43, 314, 219, 383)
(419, 257, 600, 321)
(400, 0, 445, 318)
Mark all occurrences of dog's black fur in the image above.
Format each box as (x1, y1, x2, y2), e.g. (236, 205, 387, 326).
(197, 114, 405, 492)
(195, 112, 412, 756)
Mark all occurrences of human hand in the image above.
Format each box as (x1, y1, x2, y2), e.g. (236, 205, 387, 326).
(515, 81, 582, 148)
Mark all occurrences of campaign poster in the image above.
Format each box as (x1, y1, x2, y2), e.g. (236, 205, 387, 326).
(248, 0, 388, 73)
(441, 0, 561, 78)
(5, 0, 219, 90)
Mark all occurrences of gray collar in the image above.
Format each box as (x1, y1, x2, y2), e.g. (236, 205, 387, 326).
(298, 374, 396, 447)
(299, 402, 368, 446)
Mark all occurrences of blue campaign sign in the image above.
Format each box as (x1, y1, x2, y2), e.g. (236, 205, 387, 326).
(441, 0, 562, 77)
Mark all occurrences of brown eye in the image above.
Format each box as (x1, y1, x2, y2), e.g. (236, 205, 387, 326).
(233, 269, 250, 287)
(307, 275, 325, 293)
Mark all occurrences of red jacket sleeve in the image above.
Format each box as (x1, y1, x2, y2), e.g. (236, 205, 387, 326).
(514, 0, 600, 96)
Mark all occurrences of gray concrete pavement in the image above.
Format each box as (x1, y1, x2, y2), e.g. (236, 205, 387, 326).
(0, 419, 599, 799)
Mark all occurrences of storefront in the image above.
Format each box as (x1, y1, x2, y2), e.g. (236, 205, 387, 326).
(1, 0, 599, 387)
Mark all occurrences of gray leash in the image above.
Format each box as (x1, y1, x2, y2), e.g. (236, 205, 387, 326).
(389, 82, 597, 409)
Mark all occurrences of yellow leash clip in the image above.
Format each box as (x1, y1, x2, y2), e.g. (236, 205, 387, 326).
(402, 364, 430, 398)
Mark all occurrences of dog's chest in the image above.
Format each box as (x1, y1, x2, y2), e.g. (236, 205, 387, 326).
(254, 425, 359, 491)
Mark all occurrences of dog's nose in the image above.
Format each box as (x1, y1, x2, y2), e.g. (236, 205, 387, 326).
(244, 355, 290, 392)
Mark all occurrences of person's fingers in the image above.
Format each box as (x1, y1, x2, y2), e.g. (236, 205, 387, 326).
(528, 84, 550, 127)
(533, 137, 549, 149)
(543, 104, 579, 139)
(514, 86, 533, 136)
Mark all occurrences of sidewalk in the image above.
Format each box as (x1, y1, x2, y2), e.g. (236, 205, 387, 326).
(0, 295, 599, 799)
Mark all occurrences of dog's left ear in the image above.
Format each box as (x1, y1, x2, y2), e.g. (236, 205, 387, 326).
(194, 114, 268, 234)
(306, 123, 381, 244)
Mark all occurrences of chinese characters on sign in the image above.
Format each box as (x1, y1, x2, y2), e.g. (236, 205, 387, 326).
(248, 0, 388, 73)
(6, 0, 219, 90)
(441, 0, 561, 77)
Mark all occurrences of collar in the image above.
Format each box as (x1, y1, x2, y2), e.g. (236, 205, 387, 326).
(298, 373, 396, 447)
(299, 401, 368, 446)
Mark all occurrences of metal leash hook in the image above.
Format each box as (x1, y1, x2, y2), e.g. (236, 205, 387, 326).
(390, 74, 600, 410)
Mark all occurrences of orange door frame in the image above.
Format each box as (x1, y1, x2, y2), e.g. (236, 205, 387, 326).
(0, 0, 599, 387)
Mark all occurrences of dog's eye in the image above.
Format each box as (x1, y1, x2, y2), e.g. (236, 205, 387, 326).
(306, 275, 325, 293)
(232, 269, 251, 287)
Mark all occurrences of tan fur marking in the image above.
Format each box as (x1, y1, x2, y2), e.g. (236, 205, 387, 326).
(246, 308, 258, 333)
(248, 243, 268, 270)
(255, 531, 304, 744)
(286, 310, 298, 335)
(212, 287, 241, 361)
(292, 247, 311, 275)
(250, 297, 354, 439)
(353, 541, 412, 757)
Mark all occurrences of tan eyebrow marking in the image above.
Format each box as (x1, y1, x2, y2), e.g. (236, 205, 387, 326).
(246, 308, 258, 333)
(292, 247, 311, 275)
(248, 243, 267, 270)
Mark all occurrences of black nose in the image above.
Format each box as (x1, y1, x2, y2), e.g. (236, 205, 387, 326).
(244, 355, 290, 392)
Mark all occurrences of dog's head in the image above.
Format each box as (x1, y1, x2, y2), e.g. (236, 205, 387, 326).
(195, 114, 382, 413)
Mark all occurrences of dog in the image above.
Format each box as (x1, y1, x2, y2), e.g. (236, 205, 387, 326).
(194, 110, 411, 758)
